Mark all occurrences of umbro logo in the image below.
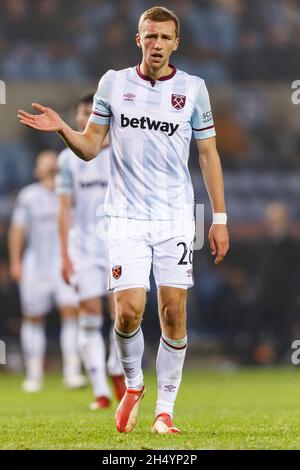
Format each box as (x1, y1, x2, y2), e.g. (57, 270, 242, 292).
(164, 384, 176, 392)
(124, 92, 135, 102)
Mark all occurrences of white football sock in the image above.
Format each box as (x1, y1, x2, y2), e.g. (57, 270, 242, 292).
(78, 314, 110, 398)
(20, 320, 46, 383)
(113, 326, 144, 390)
(107, 325, 123, 376)
(155, 333, 187, 418)
(60, 317, 81, 380)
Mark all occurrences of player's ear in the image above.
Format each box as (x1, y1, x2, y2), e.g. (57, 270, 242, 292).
(173, 37, 180, 52)
(136, 33, 142, 48)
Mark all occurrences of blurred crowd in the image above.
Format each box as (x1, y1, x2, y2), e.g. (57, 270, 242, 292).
(1, 0, 300, 82)
(1, 0, 300, 186)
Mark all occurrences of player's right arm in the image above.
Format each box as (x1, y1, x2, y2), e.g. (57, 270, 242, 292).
(18, 104, 108, 161)
(8, 191, 29, 282)
(18, 71, 113, 161)
(8, 225, 26, 282)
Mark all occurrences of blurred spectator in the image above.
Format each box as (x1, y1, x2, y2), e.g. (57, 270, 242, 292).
(214, 102, 250, 167)
(1, 0, 33, 42)
(0, 219, 21, 340)
(253, 202, 300, 363)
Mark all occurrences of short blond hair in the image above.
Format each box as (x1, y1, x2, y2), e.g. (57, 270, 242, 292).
(138, 6, 180, 37)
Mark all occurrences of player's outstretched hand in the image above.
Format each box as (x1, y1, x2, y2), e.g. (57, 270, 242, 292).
(209, 224, 229, 266)
(18, 103, 65, 132)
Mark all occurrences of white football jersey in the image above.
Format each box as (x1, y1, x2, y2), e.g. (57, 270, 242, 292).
(11, 183, 60, 273)
(56, 146, 110, 267)
(89, 65, 216, 221)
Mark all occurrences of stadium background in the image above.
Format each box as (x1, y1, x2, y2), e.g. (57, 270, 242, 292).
(0, 0, 300, 372)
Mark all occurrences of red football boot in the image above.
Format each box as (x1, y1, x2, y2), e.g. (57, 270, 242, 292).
(115, 386, 145, 433)
(151, 413, 181, 434)
(89, 396, 111, 410)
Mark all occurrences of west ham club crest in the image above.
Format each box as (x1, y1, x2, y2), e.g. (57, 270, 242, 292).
(171, 94, 186, 110)
(112, 265, 122, 280)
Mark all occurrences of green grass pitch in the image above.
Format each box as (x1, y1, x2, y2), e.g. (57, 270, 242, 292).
(1, 368, 300, 450)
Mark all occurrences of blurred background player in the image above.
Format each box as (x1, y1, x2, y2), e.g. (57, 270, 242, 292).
(56, 94, 125, 409)
(8, 150, 85, 392)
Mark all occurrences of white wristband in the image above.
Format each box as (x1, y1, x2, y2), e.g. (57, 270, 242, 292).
(213, 213, 227, 225)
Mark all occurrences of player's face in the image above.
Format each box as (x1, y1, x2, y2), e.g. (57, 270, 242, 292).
(35, 153, 58, 181)
(75, 102, 93, 132)
(136, 20, 179, 71)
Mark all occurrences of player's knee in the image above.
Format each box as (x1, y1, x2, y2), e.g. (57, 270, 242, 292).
(80, 298, 101, 315)
(117, 302, 141, 329)
(60, 306, 78, 319)
(23, 316, 44, 324)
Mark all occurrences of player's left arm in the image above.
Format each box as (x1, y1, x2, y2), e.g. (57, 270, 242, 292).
(196, 136, 229, 265)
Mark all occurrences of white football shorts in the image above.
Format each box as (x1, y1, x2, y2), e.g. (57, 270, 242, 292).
(107, 217, 195, 292)
(73, 261, 109, 301)
(20, 260, 77, 317)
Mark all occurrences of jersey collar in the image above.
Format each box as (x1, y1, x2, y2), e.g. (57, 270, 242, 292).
(136, 64, 177, 87)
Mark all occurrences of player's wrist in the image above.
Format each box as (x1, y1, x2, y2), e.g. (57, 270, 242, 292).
(57, 121, 68, 136)
(212, 213, 227, 225)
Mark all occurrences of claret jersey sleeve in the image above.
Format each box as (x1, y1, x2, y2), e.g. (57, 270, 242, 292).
(89, 70, 115, 126)
(191, 79, 216, 140)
